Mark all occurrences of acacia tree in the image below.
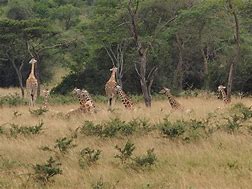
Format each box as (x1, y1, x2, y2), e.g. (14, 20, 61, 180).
(0, 19, 52, 97)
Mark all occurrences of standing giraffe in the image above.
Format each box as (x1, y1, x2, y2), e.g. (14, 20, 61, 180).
(159, 87, 183, 110)
(105, 67, 118, 110)
(115, 85, 134, 110)
(42, 88, 50, 110)
(218, 85, 231, 104)
(26, 58, 38, 107)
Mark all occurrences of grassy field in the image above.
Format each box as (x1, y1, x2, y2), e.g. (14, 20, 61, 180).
(0, 88, 252, 189)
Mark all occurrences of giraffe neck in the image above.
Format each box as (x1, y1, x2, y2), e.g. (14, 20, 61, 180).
(117, 88, 133, 109)
(30, 63, 35, 77)
(108, 70, 116, 82)
(220, 89, 230, 103)
(165, 92, 179, 109)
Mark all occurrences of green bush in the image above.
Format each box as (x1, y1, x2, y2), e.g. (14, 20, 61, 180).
(80, 119, 137, 138)
(114, 141, 135, 164)
(29, 107, 48, 116)
(79, 147, 101, 167)
(9, 122, 44, 137)
(159, 118, 207, 142)
(0, 93, 26, 107)
(33, 157, 62, 185)
(80, 121, 103, 137)
(134, 148, 157, 167)
(159, 119, 185, 139)
(230, 103, 252, 121)
(54, 137, 76, 154)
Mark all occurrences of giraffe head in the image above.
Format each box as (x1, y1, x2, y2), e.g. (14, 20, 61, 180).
(29, 58, 37, 64)
(159, 87, 171, 94)
(110, 66, 118, 72)
(72, 87, 81, 96)
(218, 85, 226, 92)
(115, 85, 121, 91)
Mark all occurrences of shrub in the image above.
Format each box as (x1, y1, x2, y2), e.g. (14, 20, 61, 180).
(29, 107, 48, 116)
(9, 121, 44, 137)
(80, 121, 103, 137)
(134, 148, 157, 167)
(0, 93, 26, 107)
(54, 137, 76, 154)
(79, 147, 101, 168)
(230, 103, 252, 121)
(33, 157, 62, 185)
(128, 118, 152, 133)
(159, 119, 185, 139)
(224, 114, 243, 133)
(159, 118, 207, 142)
(114, 141, 135, 164)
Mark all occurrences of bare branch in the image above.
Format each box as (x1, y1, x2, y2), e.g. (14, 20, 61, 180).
(104, 45, 115, 67)
(134, 63, 142, 79)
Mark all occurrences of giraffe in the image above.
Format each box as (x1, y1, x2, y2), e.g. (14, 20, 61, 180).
(81, 89, 96, 113)
(115, 85, 134, 110)
(217, 85, 231, 104)
(72, 88, 95, 114)
(42, 88, 50, 110)
(159, 87, 183, 110)
(105, 67, 118, 110)
(26, 58, 38, 107)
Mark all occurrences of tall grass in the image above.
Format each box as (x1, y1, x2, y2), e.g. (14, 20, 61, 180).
(0, 93, 252, 189)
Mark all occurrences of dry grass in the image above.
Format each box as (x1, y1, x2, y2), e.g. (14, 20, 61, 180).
(0, 93, 252, 189)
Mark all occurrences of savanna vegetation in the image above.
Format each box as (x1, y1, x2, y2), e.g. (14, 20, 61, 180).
(0, 87, 252, 188)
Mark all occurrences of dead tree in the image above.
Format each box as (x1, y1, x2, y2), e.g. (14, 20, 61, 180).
(127, 0, 158, 107)
(104, 41, 127, 88)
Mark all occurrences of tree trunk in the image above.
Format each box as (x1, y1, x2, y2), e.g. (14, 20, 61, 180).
(138, 47, 151, 107)
(173, 33, 184, 91)
(201, 47, 209, 89)
(9, 57, 25, 98)
(226, 0, 240, 99)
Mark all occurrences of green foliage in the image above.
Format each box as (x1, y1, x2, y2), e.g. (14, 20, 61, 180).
(159, 118, 207, 142)
(0, 94, 26, 107)
(79, 147, 101, 167)
(114, 141, 135, 164)
(134, 148, 157, 167)
(80, 121, 103, 137)
(9, 121, 43, 137)
(33, 156, 62, 185)
(230, 103, 252, 121)
(159, 118, 185, 139)
(54, 137, 76, 154)
(80, 118, 152, 138)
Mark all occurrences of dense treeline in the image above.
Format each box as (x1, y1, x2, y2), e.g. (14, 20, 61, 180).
(0, 0, 252, 99)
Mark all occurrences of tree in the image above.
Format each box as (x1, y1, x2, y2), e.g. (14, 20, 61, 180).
(226, 0, 240, 99)
(0, 19, 53, 97)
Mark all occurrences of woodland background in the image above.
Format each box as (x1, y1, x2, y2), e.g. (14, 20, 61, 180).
(0, 0, 251, 98)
